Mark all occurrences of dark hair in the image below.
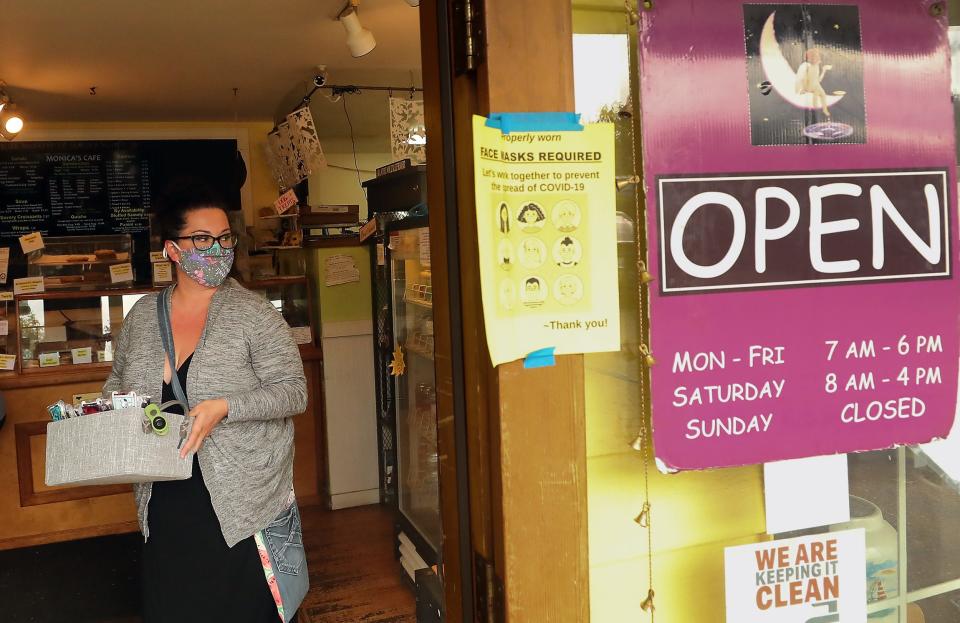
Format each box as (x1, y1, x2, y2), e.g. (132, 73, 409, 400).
(155, 178, 228, 241)
(525, 278, 540, 287)
(518, 203, 545, 221)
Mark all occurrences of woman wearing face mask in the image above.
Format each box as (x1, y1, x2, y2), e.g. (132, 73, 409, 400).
(103, 181, 307, 623)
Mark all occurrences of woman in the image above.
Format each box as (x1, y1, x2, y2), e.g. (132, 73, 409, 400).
(103, 182, 307, 622)
(795, 48, 832, 118)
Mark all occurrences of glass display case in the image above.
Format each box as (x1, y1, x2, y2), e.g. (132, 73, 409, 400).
(242, 277, 315, 346)
(16, 288, 156, 373)
(388, 221, 441, 562)
(27, 234, 134, 290)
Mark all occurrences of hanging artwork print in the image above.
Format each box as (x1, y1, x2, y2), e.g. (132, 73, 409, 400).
(277, 121, 309, 185)
(286, 105, 328, 175)
(261, 139, 288, 189)
(390, 97, 427, 164)
(267, 129, 296, 189)
(745, 4, 867, 146)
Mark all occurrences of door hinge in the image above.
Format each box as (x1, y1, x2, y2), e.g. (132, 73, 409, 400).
(453, 0, 485, 75)
(474, 551, 504, 623)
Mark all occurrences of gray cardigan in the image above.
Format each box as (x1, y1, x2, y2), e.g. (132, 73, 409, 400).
(103, 278, 308, 548)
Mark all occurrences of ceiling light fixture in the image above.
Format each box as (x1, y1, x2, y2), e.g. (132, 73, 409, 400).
(337, 1, 376, 58)
(404, 0, 421, 6)
(0, 81, 25, 141)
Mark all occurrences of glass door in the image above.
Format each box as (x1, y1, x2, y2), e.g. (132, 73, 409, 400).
(389, 224, 442, 560)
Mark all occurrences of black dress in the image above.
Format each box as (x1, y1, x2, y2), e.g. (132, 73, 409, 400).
(141, 354, 280, 623)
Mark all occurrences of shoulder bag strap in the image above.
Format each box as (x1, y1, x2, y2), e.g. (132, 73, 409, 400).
(156, 288, 189, 406)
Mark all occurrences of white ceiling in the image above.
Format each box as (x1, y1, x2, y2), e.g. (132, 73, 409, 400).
(0, 0, 422, 136)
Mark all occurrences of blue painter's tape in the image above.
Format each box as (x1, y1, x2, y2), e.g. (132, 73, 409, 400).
(523, 347, 557, 369)
(486, 113, 584, 135)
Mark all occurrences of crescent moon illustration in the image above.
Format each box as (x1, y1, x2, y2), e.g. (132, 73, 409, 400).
(760, 11, 844, 109)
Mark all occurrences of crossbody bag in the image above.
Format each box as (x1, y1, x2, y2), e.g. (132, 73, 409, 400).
(157, 287, 309, 622)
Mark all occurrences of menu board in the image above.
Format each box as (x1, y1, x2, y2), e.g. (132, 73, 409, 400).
(0, 139, 242, 280)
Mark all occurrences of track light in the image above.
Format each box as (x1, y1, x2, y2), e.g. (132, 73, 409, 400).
(337, 2, 376, 58)
(0, 82, 25, 141)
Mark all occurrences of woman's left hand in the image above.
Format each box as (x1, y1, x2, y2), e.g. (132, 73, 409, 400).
(180, 398, 229, 458)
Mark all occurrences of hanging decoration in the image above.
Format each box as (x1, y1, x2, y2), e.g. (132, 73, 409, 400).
(286, 105, 328, 175)
(388, 345, 406, 376)
(267, 129, 296, 189)
(389, 96, 426, 164)
(262, 138, 288, 189)
(277, 121, 309, 184)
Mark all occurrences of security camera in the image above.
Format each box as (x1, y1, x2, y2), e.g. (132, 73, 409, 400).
(313, 66, 329, 88)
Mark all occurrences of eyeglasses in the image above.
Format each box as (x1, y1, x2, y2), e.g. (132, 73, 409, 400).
(174, 233, 238, 251)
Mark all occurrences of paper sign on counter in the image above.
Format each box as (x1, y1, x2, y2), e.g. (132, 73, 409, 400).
(359, 219, 377, 243)
(110, 263, 134, 284)
(0, 354, 16, 371)
(19, 232, 44, 254)
(764, 455, 850, 534)
(153, 261, 174, 284)
(0, 291, 13, 302)
(39, 352, 61, 368)
(0, 248, 9, 284)
(149, 251, 166, 263)
(324, 254, 360, 287)
(274, 189, 299, 214)
(14, 277, 45, 295)
(71, 347, 93, 365)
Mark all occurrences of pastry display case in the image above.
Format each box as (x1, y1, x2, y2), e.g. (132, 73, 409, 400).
(16, 287, 156, 373)
(242, 277, 315, 346)
(27, 234, 135, 290)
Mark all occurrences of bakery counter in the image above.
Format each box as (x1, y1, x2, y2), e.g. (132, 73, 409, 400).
(0, 343, 325, 550)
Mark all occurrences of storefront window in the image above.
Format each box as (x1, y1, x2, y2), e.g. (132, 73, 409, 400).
(577, 3, 960, 622)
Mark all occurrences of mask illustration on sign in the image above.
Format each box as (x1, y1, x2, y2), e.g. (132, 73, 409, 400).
(171, 242, 234, 288)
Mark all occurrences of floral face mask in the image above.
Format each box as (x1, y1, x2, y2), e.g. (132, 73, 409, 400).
(171, 241, 234, 288)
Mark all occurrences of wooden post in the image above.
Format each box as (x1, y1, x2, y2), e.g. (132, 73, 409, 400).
(422, 0, 587, 619)
(481, 1, 589, 621)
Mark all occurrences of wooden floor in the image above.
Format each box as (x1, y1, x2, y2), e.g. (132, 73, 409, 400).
(0, 503, 416, 623)
(299, 504, 417, 623)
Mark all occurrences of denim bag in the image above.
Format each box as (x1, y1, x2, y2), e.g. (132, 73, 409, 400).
(157, 288, 308, 621)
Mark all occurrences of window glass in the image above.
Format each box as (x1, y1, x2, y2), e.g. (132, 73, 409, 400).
(579, 4, 960, 623)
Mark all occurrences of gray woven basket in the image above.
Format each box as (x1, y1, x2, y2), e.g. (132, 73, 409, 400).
(45, 407, 193, 487)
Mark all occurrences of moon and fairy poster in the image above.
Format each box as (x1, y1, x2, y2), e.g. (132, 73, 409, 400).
(744, 4, 866, 145)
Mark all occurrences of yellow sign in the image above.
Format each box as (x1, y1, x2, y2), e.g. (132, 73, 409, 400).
(71, 347, 93, 365)
(472, 115, 620, 366)
(0, 354, 15, 371)
(39, 352, 61, 368)
(153, 261, 174, 284)
(0, 291, 13, 302)
(109, 263, 134, 283)
(149, 251, 167, 263)
(13, 276, 44, 295)
(19, 232, 44, 254)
